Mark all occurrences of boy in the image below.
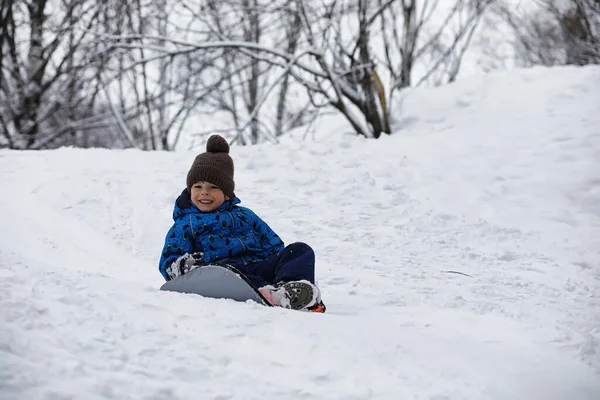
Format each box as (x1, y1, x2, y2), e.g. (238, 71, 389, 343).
(158, 134, 325, 312)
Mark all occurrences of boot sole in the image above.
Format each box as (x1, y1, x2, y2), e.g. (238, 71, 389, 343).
(281, 281, 317, 310)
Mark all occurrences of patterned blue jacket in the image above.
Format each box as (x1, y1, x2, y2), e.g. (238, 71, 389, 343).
(158, 189, 285, 280)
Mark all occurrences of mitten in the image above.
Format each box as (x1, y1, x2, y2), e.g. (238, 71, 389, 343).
(166, 252, 204, 280)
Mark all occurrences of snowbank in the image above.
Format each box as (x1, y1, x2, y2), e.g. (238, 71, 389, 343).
(1, 66, 599, 399)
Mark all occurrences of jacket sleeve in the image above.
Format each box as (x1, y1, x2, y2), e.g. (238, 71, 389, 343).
(158, 220, 195, 280)
(250, 211, 285, 254)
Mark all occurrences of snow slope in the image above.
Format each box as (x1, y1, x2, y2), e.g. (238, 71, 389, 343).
(1, 66, 599, 400)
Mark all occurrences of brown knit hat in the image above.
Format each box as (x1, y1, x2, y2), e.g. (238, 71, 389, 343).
(186, 135, 234, 197)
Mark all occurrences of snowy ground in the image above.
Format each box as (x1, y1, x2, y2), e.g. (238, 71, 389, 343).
(1, 66, 599, 400)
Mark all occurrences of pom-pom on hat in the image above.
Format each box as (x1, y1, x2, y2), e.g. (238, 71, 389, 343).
(186, 135, 234, 197)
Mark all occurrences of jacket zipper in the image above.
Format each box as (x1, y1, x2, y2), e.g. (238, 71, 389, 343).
(190, 215, 196, 240)
(228, 211, 248, 264)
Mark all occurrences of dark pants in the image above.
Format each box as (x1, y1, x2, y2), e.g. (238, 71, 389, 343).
(232, 242, 315, 288)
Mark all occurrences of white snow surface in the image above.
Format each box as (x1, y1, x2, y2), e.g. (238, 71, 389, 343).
(2, 66, 600, 400)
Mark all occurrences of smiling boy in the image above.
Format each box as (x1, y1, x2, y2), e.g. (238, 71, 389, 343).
(190, 181, 228, 212)
(158, 135, 325, 312)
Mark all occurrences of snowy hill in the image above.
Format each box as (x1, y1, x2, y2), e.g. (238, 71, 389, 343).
(2, 66, 600, 400)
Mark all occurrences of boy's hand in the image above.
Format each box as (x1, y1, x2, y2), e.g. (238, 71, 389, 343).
(166, 252, 205, 280)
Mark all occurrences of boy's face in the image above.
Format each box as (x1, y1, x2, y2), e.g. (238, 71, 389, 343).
(190, 181, 229, 212)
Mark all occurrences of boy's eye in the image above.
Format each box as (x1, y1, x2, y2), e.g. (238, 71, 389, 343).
(210, 186, 218, 189)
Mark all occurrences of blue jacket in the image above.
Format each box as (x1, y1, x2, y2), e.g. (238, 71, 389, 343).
(158, 189, 285, 280)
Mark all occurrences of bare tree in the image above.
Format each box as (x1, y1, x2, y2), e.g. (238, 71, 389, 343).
(1, 0, 499, 149)
(100, 0, 494, 141)
(491, 0, 599, 67)
(0, 0, 108, 149)
(91, 0, 224, 150)
(377, 0, 496, 98)
(288, 0, 393, 138)
(0, 0, 220, 150)
(552, 0, 599, 64)
(275, 1, 304, 137)
(291, 0, 494, 138)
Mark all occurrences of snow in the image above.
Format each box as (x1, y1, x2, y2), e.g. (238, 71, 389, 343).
(2, 65, 600, 399)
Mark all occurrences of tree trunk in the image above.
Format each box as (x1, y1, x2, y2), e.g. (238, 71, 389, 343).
(400, 0, 417, 89)
(275, 2, 302, 137)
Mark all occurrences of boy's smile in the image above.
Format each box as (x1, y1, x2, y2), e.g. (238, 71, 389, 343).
(190, 181, 229, 212)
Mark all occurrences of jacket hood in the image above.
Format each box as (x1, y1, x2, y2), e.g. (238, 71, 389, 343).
(172, 188, 241, 220)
